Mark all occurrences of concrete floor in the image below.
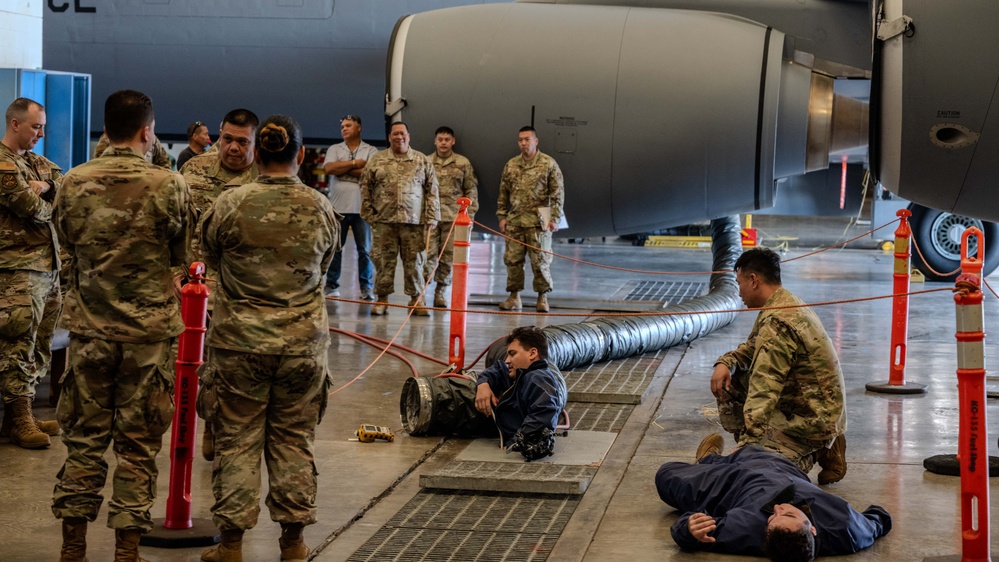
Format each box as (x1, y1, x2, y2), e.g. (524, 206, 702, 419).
(2, 215, 998, 561)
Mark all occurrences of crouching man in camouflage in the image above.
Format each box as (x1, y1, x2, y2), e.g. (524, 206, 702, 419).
(52, 89, 192, 562)
(710, 247, 848, 484)
(196, 115, 340, 562)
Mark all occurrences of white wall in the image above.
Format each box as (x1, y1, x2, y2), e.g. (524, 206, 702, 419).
(0, 1, 43, 69)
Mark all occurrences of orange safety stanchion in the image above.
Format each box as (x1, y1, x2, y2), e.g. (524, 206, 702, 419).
(867, 209, 926, 394)
(142, 262, 219, 548)
(448, 198, 473, 371)
(953, 228, 991, 562)
(924, 228, 994, 562)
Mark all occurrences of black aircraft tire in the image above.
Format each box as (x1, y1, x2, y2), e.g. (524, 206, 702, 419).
(909, 204, 999, 282)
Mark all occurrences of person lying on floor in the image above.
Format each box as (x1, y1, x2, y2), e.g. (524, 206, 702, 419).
(655, 435, 892, 561)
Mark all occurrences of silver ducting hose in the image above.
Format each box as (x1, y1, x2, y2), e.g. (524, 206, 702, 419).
(401, 215, 743, 435)
(485, 215, 743, 369)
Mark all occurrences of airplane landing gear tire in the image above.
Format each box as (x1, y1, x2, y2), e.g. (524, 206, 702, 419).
(909, 204, 999, 282)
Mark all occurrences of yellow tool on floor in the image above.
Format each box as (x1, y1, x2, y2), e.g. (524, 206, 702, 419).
(356, 424, 395, 443)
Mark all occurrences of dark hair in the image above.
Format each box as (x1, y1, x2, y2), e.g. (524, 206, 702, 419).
(256, 114, 302, 165)
(435, 126, 455, 137)
(5, 97, 43, 125)
(390, 121, 409, 133)
(221, 108, 259, 130)
(763, 525, 815, 562)
(104, 90, 154, 143)
(341, 114, 361, 126)
(507, 326, 548, 360)
(519, 126, 536, 134)
(734, 247, 782, 285)
(186, 120, 206, 140)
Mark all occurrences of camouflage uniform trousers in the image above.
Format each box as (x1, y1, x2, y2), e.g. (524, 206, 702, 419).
(0, 269, 62, 401)
(52, 336, 176, 530)
(503, 226, 553, 294)
(424, 220, 456, 287)
(716, 368, 828, 473)
(196, 347, 329, 531)
(371, 222, 427, 298)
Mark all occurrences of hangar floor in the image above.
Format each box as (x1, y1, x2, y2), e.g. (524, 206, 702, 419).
(2, 215, 998, 561)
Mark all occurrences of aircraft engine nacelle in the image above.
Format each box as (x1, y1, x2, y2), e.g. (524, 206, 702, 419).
(388, 3, 854, 236)
(875, 0, 999, 222)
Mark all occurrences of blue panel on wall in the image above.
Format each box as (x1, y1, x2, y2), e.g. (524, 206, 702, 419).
(72, 76, 91, 167)
(45, 74, 74, 170)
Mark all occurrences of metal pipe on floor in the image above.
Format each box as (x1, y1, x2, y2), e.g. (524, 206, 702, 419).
(485, 215, 744, 370)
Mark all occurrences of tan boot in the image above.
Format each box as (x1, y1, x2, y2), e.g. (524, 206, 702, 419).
(200, 529, 243, 562)
(113, 529, 150, 562)
(695, 433, 724, 463)
(9, 397, 50, 449)
(2, 405, 61, 438)
(202, 424, 215, 462)
(434, 288, 448, 308)
(35, 416, 62, 436)
(279, 523, 310, 561)
(371, 296, 389, 316)
(60, 517, 89, 562)
(817, 434, 847, 484)
(499, 292, 522, 311)
(410, 296, 430, 317)
(536, 293, 550, 313)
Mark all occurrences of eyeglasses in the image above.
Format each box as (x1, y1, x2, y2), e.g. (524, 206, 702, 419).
(193, 121, 204, 129)
(341, 115, 361, 125)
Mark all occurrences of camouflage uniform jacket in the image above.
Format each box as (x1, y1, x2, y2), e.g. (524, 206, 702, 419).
(431, 151, 479, 221)
(95, 133, 171, 168)
(716, 287, 846, 446)
(198, 175, 341, 355)
(497, 151, 564, 228)
(53, 147, 192, 342)
(0, 142, 62, 272)
(180, 152, 259, 216)
(360, 148, 440, 225)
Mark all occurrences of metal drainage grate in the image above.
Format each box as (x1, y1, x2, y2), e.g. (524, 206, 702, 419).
(563, 349, 667, 404)
(624, 280, 707, 304)
(564, 403, 634, 432)
(348, 490, 578, 562)
(349, 528, 556, 562)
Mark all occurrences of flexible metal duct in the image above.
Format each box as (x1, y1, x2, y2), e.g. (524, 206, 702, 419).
(484, 215, 743, 369)
(401, 216, 743, 435)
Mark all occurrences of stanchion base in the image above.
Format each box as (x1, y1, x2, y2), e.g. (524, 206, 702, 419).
(865, 381, 928, 394)
(140, 517, 220, 548)
(923, 454, 999, 477)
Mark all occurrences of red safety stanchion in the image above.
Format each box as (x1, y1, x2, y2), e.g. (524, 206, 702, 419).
(868, 209, 927, 394)
(448, 197, 473, 371)
(142, 262, 220, 548)
(924, 228, 993, 562)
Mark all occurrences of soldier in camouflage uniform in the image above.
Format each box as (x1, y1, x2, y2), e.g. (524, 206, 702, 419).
(179, 109, 259, 216)
(360, 122, 440, 316)
(710, 247, 847, 482)
(0, 98, 64, 450)
(94, 131, 171, 168)
(196, 115, 340, 562)
(497, 126, 564, 313)
(51, 90, 192, 562)
(424, 126, 478, 308)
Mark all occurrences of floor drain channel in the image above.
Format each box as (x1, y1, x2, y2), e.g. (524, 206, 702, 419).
(348, 490, 579, 561)
(564, 349, 667, 404)
(623, 280, 707, 304)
